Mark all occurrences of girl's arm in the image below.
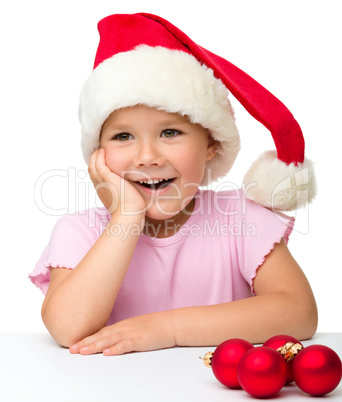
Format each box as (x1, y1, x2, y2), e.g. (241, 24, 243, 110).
(172, 238, 318, 346)
(41, 149, 146, 347)
(69, 238, 317, 355)
(41, 212, 144, 347)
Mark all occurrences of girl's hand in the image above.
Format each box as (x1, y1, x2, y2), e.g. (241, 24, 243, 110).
(69, 312, 176, 356)
(88, 148, 146, 217)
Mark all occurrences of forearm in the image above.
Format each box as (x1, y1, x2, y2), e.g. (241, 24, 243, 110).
(42, 212, 144, 346)
(169, 293, 317, 346)
(67, 239, 318, 356)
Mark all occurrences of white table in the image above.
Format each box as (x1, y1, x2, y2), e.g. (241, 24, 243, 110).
(0, 332, 341, 401)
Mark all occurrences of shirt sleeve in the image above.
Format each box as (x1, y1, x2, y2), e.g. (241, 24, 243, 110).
(235, 194, 295, 295)
(29, 210, 106, 295)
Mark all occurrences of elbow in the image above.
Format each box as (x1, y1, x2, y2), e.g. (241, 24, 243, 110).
(304, 301, 318, 340)
(41, 304, 89, 348)
(41, 311, 71, 348)
(271, 291, 318, 342)
(42, 318, 86, 348)
(299, 307, 318, 341)
(47, 326, 82, 349)
(293, 294, 318, 341)
(49, 333, 79, 349)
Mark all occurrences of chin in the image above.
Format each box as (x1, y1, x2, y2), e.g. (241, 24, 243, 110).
(145, 207, 181, 221)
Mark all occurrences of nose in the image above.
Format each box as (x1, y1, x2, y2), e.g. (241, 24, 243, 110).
(134, 140, 165, 167)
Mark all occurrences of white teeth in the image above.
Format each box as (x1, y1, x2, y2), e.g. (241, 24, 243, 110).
(139, 179, 166, 184)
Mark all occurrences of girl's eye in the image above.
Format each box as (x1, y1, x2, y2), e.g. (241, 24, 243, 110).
(161, 129, 181, 138)
(112, 133, 133, 141)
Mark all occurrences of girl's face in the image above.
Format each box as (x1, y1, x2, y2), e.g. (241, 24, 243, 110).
(100, 105, 216, 223)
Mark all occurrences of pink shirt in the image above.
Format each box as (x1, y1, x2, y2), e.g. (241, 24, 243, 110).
(29, 189, 294, 325)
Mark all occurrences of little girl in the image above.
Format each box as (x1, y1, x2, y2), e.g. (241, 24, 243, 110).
(29, 13, 318, 356)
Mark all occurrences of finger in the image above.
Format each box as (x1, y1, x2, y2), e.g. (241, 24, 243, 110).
(103, 339, 135, 356)
(69, 338, 90, 354)
(94, 148, 112, 181)
(71, 334, 120, 356)
(88, 148, 102, 184)
(79, 337, 113, 355)
(69, 330, 104, 354)
(69, 344, 80, 354)
(88, 147, 100, 166)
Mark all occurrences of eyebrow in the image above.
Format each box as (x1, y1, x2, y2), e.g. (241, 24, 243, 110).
(105, 116, 191, 131)
(101, 122, 135, 137)
(105, 124, 132, 131)
(157, 117, 190, 126)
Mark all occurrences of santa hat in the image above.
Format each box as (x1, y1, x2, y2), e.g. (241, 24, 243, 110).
(79, 13, 316, 211)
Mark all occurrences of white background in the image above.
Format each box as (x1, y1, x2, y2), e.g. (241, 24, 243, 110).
(0, 0, 341, 333)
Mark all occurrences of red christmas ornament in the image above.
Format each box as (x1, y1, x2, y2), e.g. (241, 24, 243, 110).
(263, 334, 303, 383)
(237, 346, 287, 398)
(293, 344, 342, 396)
(201, 339, 254, 388)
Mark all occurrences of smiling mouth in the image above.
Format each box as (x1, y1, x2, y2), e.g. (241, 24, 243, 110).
(136, 178, 175, 190)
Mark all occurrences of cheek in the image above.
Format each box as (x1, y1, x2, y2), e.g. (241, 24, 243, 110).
(180, 147, 208, 180)
(104, 148, 130, 174)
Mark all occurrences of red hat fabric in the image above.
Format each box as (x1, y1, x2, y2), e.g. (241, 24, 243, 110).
(79, 13, 316, 211)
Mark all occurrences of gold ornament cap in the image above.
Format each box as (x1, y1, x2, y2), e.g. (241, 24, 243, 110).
(200, 352, 213, 367)
(277, 342, 303, 361)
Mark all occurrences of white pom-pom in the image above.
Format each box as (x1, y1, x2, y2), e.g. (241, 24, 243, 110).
(243, 150, 317, 211)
